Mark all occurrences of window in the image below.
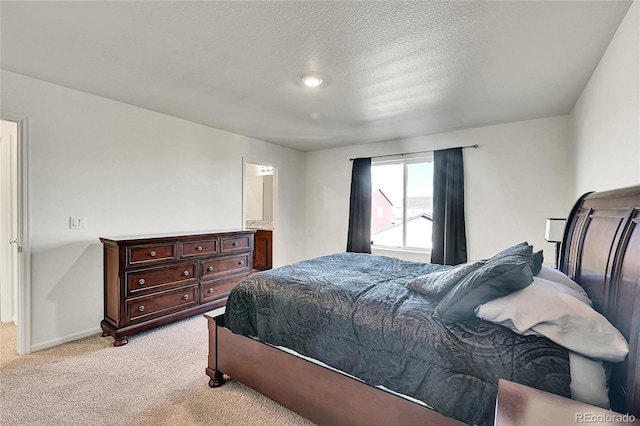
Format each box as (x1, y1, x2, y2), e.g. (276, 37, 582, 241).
(371, 154, 433, 251)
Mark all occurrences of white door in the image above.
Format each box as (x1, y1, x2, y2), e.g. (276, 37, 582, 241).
(1, 113, 30, 355)
(0, 120, 19, 325)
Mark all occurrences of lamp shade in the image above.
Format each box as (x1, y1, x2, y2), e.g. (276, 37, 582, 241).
(545, 218, 566, 242)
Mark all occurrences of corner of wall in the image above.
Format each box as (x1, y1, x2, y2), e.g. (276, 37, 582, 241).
(568, 1, 639, 197)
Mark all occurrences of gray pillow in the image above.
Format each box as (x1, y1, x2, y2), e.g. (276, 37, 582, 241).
(434, 244, 534, 323)
(492, 241, 530, 261)
(406, 261, 484, 299)
(493, 242, 541, 275)
(533, 250, 544, 275)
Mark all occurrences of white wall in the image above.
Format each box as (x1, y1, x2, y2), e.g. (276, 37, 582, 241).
(1, 70, 307, 352)
(305, 116, 575, 263)
(570, 1, 639, 196)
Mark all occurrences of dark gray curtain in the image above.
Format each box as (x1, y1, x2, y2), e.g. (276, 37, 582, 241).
(346, 158, 372, 253)
(431, 148, 467, 265)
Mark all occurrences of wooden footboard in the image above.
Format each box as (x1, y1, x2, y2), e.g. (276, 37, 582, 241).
(205, 309, 463, 426)
(205, 307, 226, 388)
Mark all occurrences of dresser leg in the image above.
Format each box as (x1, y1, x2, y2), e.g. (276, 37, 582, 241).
(113, 336, 128, 347)
(101, 331, 109, 337)
(208, 370, 226, 388)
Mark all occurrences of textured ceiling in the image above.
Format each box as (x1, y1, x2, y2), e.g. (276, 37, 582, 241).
(0, 1, 633, 151)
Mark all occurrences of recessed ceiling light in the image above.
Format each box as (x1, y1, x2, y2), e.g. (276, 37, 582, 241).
(301, 74, 323, 88)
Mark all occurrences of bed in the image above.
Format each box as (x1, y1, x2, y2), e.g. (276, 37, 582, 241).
(205, 185, 640, 425)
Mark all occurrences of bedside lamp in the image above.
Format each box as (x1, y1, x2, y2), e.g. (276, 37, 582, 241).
(545, 218, 566, 268)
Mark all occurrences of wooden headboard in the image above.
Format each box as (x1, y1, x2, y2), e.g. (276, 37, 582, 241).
(559, 185, 640, 416)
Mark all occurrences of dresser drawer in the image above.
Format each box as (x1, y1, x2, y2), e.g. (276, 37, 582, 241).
(127, 286, 199, 323)
(221, 235, 252, 253)
(180, 239, 219, 258)
(200, 274, 245, 303)
(201, 254, 251, 279)
(127, 243, 176, 267)
(126, 262, 198, 296)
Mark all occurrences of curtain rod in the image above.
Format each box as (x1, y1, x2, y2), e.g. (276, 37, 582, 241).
(349, 144, 478, 161)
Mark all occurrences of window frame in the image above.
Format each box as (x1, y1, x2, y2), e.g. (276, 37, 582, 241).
(370, 153, 433, 253)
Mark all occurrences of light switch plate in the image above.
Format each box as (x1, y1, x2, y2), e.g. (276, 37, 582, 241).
(69, 216, 87, 229)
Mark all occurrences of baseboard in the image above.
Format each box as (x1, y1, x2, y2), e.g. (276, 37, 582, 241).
(30, 326, 102, 352)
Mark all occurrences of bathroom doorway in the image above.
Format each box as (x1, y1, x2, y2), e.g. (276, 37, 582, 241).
(244, 161, 275, 271)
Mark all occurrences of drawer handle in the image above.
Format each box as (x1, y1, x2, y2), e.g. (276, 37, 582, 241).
(183, 294, 189, 300)
(232, 241, 238, 246)
(183, 270, 190, 276)
(138, 278, 145, 285)
(196, 245, 203, 251)
(208, 266, 214, 272)
(138, 305, 145, 312)
(150, 251, 157, 257)
(208, 288, 214, 294)
(238, 260, 244, 265)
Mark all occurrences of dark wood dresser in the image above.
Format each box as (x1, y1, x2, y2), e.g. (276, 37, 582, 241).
(100, 229, 255, 346)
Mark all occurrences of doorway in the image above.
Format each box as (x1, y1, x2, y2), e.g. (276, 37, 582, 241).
(244, 161, 276, 271)
(0, 115, 30, 355)
(1, 120, 19, 356)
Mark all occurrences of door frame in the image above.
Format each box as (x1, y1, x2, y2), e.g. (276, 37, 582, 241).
(1, 111, 31, 355)
(242, 158, 277, 267)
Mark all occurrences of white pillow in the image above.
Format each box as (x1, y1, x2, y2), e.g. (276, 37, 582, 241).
(569, 351, 610, 408)
(536, 275, 592, 306)
(538, 265, 591, 305)
(475, 277, 629, 362)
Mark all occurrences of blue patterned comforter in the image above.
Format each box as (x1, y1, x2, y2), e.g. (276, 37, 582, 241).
(225, 252, 570, 425)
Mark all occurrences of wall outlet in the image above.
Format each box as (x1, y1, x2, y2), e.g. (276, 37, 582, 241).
(69, 216, 87, 229)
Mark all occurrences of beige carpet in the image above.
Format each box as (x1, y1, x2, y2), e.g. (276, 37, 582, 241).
(0, 318, 313, 426)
